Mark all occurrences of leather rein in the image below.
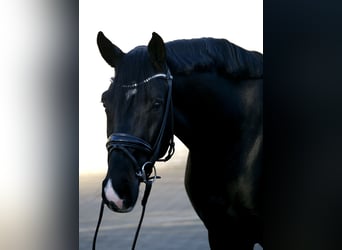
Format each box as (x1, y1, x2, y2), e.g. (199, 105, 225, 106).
(92, 70, 175, 250)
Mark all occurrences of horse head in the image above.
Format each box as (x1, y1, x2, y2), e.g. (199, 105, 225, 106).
(97, 31, 174, 213)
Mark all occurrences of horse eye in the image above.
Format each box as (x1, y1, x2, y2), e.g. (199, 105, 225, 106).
(152, 100, 163, 109)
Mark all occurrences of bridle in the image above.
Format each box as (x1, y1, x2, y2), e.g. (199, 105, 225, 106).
(106, 70, 175, 181)
(92, 70, 175, 250)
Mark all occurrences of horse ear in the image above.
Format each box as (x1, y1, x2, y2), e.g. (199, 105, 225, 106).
(148, 32, 166, 71)
(97, 31, 124, 68)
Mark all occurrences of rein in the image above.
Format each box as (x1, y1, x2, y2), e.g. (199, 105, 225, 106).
(92, 71, 175, 250)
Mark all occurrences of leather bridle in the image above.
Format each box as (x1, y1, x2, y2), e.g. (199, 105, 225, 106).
(93, 70, 175, 250)
(106, 70, 175, 181)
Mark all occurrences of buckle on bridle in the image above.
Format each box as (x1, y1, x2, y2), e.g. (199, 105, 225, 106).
(137, 161, 160, 183)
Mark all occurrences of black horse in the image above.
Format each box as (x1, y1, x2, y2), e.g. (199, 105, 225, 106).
(96, 31, 263, 249)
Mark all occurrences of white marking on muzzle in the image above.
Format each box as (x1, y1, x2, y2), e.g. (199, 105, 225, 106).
(104, 179, 124, 209)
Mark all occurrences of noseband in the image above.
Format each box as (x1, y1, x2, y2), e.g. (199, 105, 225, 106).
(93, 70, 175, 250)
(106, 133, 154, 182)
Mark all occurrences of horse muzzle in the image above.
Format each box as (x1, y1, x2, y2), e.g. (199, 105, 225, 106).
(102, 178, 137, 213)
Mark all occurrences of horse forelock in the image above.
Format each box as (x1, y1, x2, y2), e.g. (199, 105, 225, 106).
(112, 46, 155, 85)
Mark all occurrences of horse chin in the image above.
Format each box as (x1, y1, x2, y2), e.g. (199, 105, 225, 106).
(106, 201, 134, 213)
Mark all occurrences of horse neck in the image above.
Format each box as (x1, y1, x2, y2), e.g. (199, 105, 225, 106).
(172, 72, 262, 151)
